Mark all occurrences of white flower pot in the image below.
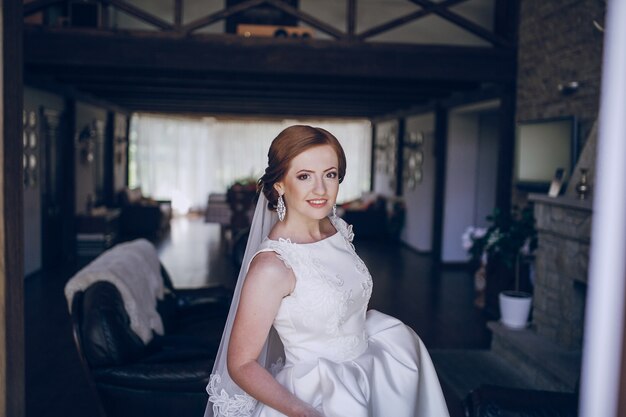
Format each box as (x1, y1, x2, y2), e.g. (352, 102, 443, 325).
(499, 290, 532, 329)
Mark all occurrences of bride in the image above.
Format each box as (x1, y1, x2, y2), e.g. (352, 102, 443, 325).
(205, 125, 450, 417)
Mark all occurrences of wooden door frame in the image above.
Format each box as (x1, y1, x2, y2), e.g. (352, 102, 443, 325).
(1, 1, 25, 416)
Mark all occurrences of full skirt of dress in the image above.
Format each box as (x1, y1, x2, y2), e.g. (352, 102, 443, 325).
(253, 310, 450, 417)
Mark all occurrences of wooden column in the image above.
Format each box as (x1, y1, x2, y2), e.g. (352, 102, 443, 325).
(370, 123, 376, 192)
(347, 0, 356, 38)
(495, 85, 515, 214)
(493, 0, 519, 43)
(431, 105, 448, 263)
(63, 99, 77, 264)
(104, 111, 115, 206)
(0, 0, 24, 416)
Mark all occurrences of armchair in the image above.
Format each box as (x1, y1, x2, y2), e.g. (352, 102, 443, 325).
(117, 187, 172, 240)
(66, 239, 232, 417)
(71, 282, 222, 417)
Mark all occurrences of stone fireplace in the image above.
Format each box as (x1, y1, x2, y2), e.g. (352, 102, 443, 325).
(484, 194, 591, 392)
(531, 194, 591, 350)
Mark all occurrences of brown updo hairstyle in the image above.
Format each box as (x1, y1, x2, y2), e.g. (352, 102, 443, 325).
(259, 125, 347, 211)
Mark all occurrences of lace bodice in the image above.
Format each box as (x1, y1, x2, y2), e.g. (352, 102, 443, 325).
(258, 216, 373, 364)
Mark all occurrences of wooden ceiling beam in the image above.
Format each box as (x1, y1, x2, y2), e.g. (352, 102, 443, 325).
(118, 97, 390, 110)
(118, 102, 396, 118)
(23, 26, 515, 83)
(29, 69, 475, 95)
(127, 108, 382, 118)
(96, 94, 421, 110)
(98, 101, 420, 117)
(59, 79, 462, 99)
(110, 93, 411, 108)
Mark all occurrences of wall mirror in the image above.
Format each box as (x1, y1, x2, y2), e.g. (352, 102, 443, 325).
(515, 116, 578, 191)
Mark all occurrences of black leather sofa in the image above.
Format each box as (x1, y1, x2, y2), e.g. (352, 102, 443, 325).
(340, 195, 406, 239)
(70, 264, 232, 417)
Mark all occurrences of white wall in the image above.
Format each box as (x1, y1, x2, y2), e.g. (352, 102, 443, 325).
(401, 113, 435, 252)
(442, 112, 480, 262)
(441, 103, 500, 262)
(23, 87, 65, 276)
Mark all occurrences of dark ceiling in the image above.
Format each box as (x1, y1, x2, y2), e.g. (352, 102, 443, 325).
(23, 26, 515, 118)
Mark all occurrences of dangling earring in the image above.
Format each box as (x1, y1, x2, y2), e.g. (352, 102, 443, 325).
(332, 203, 337, 218)
(277, 194, 286, 221)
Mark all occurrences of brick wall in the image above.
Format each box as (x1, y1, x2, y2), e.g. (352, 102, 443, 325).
(516, 0, 605, 146)
(516, 1, 605, 350)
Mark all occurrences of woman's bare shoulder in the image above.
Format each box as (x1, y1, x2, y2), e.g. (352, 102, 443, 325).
(246, 251, 295, 295)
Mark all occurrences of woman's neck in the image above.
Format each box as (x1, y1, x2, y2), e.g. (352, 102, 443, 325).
(271, 216, 333, 244)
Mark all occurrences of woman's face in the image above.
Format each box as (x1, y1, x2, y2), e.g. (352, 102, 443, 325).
(274, 145, 340, 223)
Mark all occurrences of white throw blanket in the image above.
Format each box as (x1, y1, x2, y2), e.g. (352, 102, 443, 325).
(64, 239, 165, 344)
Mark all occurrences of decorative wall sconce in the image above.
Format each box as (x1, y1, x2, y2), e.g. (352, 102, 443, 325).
(374, 135, 386, 173)
(77, 120, 98, 164)
(403, 130, 426, 190)
(374, 126, 400, 190)
(22, 109, 38, 188)
(115, 136, 125, 165)
(375, 130, 397, 174)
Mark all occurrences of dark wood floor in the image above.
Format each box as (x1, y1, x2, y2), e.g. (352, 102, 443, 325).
(25, 216, 490, 417)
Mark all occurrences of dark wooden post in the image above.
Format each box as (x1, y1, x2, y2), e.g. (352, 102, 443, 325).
(104, 111, 115, 206)
(347, 0, 356, 38)
(63, 99, 77, 264)
(1, 0, 25, 415)
(370, 122, 377, 191)
(495, 85, 515, 214)
(431, 105, 448, 264)
(493, 0, 519, 213)
(174, 0, 183, 30)
(494, 0, 519, 44)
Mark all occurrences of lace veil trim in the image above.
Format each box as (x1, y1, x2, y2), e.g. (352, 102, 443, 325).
(204, 195, 284, 417)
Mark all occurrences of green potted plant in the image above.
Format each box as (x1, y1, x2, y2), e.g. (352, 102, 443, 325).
(463, 205, 537, 328)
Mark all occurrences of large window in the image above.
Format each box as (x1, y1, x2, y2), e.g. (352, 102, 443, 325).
(129, 114, 372, 213)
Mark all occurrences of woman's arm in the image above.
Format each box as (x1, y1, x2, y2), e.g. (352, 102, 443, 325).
(227, 252, 323, 417)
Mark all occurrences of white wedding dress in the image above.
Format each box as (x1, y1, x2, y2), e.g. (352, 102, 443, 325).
(208, 216, 450, 417)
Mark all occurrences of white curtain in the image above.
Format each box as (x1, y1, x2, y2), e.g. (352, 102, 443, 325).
(129, 114, 372, 213)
